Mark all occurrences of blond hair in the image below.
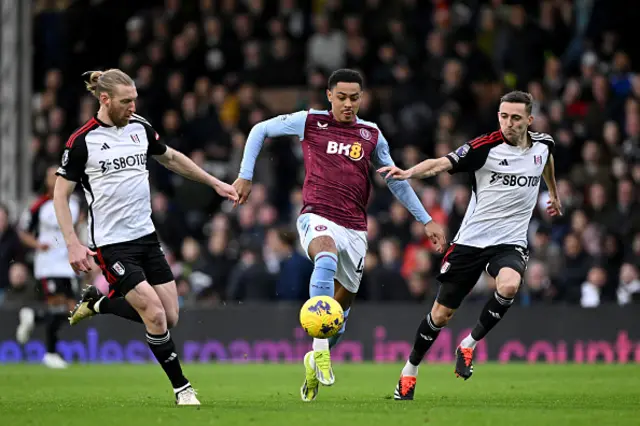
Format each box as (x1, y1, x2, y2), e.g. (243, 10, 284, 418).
(83, 69, 134, 99)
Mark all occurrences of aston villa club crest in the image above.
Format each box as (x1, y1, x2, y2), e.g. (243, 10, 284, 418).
(360, 128, 372, 140)
(534, 155, 542, 165)
(131, 134, 140, 144)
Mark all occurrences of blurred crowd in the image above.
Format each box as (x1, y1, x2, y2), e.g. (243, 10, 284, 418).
(2, 0, 640, 308)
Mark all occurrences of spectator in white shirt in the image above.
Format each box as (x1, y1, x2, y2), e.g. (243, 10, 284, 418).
(581, 266, 607, 307)
(307, 15, 346, 74)
(617, 263, 640, 305)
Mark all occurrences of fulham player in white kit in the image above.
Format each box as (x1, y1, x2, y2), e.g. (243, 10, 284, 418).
(16, 165, 81, 368)
(55, 69, 237, 405)
(378, 91, 563, 400)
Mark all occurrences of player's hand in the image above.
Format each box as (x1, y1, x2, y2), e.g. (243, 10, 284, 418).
(377, 166, 411, 180)
(232, 178, 252, 207)
(424, 221, 447, 253)
(213, 180, 239, 203)
(37, 243, 50, 251)
(68, 242, 96, 274)
(546, 196, 563, 217)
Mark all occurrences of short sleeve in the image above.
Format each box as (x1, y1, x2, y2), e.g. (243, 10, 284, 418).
(264, 110, 308, 139)
(147, 127, 167, 156)
(446, 142, 491, 174)
(371, 131, 394, 169)
(530, 132, 555, 155)
(145, 125, 167, 156)
(56, 143, 87, 182)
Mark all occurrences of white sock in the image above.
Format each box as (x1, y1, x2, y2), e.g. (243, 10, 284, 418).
(93, 296, 106, 313)
(460, 334, 478, 349)
(313, 338, 329, 351)
(402, 360, 419, 377)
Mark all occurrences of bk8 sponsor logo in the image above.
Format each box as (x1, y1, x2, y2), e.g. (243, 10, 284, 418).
(326, 141, 364, 161)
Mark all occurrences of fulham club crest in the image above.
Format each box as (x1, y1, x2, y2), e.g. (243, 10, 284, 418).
(534, 155, 542, 165)
(111, 261, 126, 276)
(440, 261, 451, 274)
(131, 134, 140, 144)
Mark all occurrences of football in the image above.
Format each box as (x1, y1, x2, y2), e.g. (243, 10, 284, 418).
(299, 295, 345, 338)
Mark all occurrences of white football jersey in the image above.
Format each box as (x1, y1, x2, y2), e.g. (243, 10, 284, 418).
(56, 114, 167, 248)
(19, 195, 80, 279)
(446, 130, 554, 249)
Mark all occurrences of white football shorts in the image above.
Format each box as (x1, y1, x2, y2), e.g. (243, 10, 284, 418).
(296, 213, 368, 293)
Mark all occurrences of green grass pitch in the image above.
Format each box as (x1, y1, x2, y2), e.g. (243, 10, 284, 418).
(1, 363, 638, 425)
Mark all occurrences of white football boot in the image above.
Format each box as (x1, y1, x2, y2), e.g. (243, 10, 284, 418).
(175, 386, 200, 406)
(43, 353, 68, 369)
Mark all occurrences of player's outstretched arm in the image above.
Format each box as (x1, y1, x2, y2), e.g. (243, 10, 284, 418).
(53, 177, 95, 273)
(377, 157, 452, 180)
(234, 110, 308, 205)
(153, 147, 238, 202)
(409, 157, 453, 179)
(542, 153, 563, 217)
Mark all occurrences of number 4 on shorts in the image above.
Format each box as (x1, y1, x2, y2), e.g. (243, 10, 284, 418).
(356, 257, 364, 275)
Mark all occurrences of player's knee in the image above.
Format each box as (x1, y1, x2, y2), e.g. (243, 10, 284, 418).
(496, 268, 522, 297)
(166, 309, 179, 329)
(141, 303, 167, 330)
(309, 236, 337, 258)
(431, 304, 454, 326)
(148, 309, 167, 330)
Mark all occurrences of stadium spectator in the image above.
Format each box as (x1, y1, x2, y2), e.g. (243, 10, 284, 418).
(265, 227, 313, 301)
(617, 263, 640, 305)
(581, 265, 608, 308)
(227, 240, 273, 301)
(0, 205, 23, 294)
(524, 261, 555, 304)
(2, 263, 34, 308)
(530, 224, 563, 280)
(367, 238, 409, 301)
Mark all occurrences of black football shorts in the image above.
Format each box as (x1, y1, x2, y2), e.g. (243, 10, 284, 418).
(38, 277, 79, 299)
(435, 243, 529, 309)
(93, 232, 174, 298)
